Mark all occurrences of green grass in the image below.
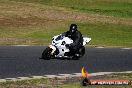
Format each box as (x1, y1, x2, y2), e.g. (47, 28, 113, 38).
(80, 23, 132, 47)
(0, 73, 132, 88)
(0, 0, 132, 47)
(9, 0, 132, 18)
(0, 78, 49, 88)
(0, 23, 132, 47)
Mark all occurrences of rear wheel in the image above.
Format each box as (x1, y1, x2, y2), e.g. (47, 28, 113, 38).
(41, 47, 53, 60)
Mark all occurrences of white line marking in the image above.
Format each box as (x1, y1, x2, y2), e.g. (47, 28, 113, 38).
(58, 74, 71, 76)
(44, 75, 56, 78)
(116, 71, 132, 73)
(16, 77, 32, 81)
(96, 47, 104, 48)
(31, 76, 45, 79)
(121, 48, 131, 50)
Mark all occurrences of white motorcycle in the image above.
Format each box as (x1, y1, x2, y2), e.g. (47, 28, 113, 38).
(40, 34, 91, 60)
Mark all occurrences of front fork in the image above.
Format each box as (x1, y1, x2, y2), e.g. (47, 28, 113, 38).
(49, 45, 56, 55)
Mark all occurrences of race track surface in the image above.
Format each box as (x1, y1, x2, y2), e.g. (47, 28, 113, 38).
(0, 46, 132, 79)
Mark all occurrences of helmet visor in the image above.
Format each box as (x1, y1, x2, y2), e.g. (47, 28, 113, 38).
(70, 26, 76, 33)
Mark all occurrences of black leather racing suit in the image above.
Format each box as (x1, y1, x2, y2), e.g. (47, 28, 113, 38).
(62, 30, 83, 55)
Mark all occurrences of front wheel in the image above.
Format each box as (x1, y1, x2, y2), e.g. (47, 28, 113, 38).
(41, 47, 53, 60)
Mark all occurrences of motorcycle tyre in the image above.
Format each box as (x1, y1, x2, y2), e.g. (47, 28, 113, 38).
(42, 47, 53, 60)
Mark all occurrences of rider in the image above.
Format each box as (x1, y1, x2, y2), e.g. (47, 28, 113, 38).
(62, 24, 83, 56)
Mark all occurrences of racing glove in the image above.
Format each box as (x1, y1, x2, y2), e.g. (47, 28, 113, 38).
(65, 44, 70, 48)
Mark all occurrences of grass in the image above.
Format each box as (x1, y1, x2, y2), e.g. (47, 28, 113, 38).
(0, 0, 132, 47)
(0, 78, 49, 88)
(80, 23, 132, 47)
(0, 73, 132, 88)
(9, 0, 132, 18)
(0, 22, 132, 47)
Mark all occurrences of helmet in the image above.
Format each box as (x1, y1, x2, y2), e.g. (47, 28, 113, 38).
(69, 24, 77, 33)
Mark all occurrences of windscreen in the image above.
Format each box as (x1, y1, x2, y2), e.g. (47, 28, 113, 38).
(55, 35, 64, 41)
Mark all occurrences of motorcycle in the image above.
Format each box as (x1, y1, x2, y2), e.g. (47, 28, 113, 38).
(40, 34, 91, 60)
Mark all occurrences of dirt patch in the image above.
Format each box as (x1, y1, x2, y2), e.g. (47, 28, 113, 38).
(0, 16, 56, 27)
(0, 1, 132, 28)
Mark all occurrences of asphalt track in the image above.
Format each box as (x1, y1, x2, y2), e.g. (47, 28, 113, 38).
(0, 46, 132, 79)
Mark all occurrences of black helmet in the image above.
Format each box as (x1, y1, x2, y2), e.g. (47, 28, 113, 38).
(69, 24, 77, 33)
